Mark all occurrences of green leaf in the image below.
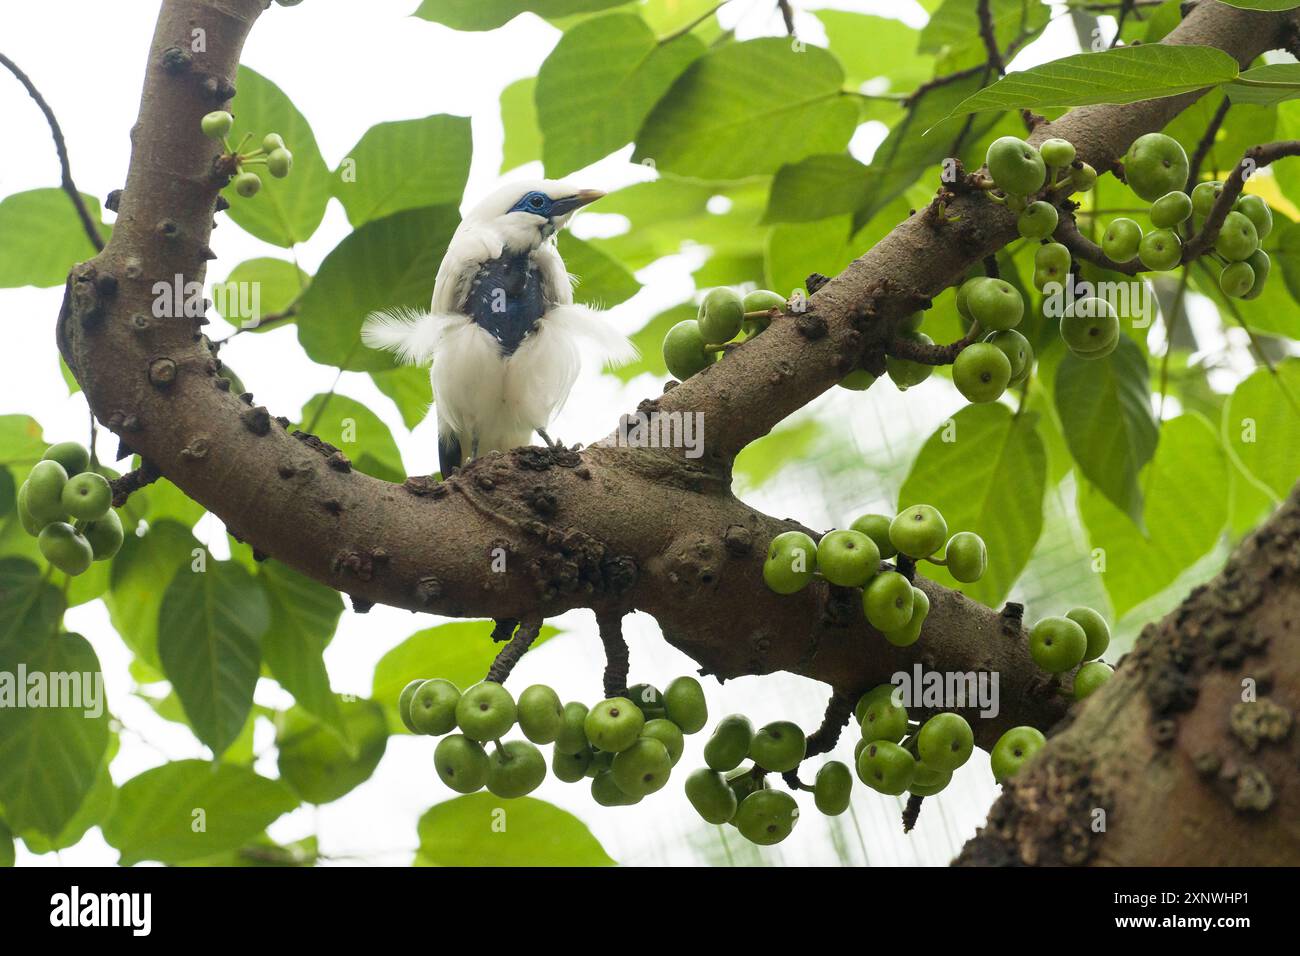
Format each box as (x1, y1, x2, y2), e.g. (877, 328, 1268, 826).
(1225, 63, 1300, 106)
(500, 77, 542, 172)
(371, 620, 559, 733)
(296, 205, 460, 372)
(1080, 414, 1229, 618)
(19, 737, 117, 854)
(260, 561, 344, 730)
(105, 520, 200, 671)
(0, 189, 109, 288)
(103, 760, 298, 865)
(299, 392, 406, 482)
(0, 816, 12, 867)
(856, 72, 1001, 225)
(0, 557, 64, 646)
(1219, 0, 1300, 9)
(765, 216, 854, 300)
(763, 154, 872, 224)
(557, 233, 641, 307)
(223, 67, 332, 247)
(537, 14, 704, 177)
(413, 0, 627, 31)
(949, 46, 1240, 116)
(1224, 359, 1300, 501)
(633, 38, 860, 181)
(334, 115, 472, 227)
(214, 257, 308, 331)
(0, 415, 49, 464)
(371, 366, 433, 431)
(590, 179, 769, 272)
(815, 11, 929, 93)
(898, 404, 1047, 607)
(735, 419, 828, 490)
(157, 561, 270, 756)
(0, 632, 110, 837)
(276, 697, 388, 804)
(416, 793, 614, 866)
(1054, 338, 1159, 527)
(920, 0, 1049, 70)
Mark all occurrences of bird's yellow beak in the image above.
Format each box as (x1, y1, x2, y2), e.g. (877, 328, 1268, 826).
(573, 188, 606, 207)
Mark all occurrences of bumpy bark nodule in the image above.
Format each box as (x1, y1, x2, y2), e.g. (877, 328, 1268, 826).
(55, 0, 1300, 863)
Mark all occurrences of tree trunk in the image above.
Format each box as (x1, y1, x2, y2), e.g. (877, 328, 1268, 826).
(958, 483, 1300, 866)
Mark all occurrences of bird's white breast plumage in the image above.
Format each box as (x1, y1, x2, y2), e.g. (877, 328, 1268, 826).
(360, 178, 634, 470)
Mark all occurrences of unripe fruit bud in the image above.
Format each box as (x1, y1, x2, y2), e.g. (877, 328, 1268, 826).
(234, 171, 262, 198)
(1123, 133, 1188, 201)
(1017, 201, 1058, 239)
(1101, 217, 1142, 262)
(986, 136, 1046, 196)
(1068, 162, 1097, 193)
(662, 319, 715, 381)
(1220, 260, 1255, 298)
(201, 110, 233, 140)
(1150, 190, 1193, 228)
(1038, 137, 1076, 169)
(1138, 227, 1182, 271)
(267, 147, 294, 179)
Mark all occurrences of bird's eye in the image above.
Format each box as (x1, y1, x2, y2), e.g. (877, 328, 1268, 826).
(528, 194, 545, 209)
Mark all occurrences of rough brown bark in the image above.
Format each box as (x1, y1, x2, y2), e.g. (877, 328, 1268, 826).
(957, 483, 1300, 866)
(51, 0, 1299, 822)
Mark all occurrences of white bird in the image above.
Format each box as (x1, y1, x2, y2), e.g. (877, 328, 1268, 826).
(361, 179, 635, 475)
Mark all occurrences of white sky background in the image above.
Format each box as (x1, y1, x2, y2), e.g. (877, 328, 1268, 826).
(0, 1, 1164, 866)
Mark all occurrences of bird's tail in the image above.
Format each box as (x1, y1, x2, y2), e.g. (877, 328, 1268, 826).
(544, 304, 639, 369)
(361, 307, 459, 366)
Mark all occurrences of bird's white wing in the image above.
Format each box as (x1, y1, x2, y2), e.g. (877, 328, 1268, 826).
(432, 223, 505, 314)
(360, 307, 462, 367)
(542, 304, 638, 367)
(533, 242, 637, 367)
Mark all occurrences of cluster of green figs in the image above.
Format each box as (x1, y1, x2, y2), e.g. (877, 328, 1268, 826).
(16, 442, 123, 576)
(201, 109, 295, 198)
(1028, 607, 1115, 699)
(660, 286, 788, 381)
(762, 504, 985, 647)
(399, 675, 710, 803)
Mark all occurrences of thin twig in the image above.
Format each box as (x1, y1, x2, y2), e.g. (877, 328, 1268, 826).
(1054, 215, 1143, 276)
(1183, 141, 1300, 261)
(887, 323, 981, 366)
(109, 458, 162, 507)
(0, 51, 104, 252)
(1186, 99, 1231, 189)
(485, 619, 542, 683)
(781, 690, 855, 791)
(595, 608, 630, 699)
(977, 0, 1006, 75)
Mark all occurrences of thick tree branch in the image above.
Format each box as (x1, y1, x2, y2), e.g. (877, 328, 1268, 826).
(0, 51, 105, 252)
(55, 0, 1297, 760)
(957, 484, 1300, 866)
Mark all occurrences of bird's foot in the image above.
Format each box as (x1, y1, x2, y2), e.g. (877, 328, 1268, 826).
(536, 428, 567, 451)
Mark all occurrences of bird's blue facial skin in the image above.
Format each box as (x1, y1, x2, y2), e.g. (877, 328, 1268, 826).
(509, 190, 555, 217)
